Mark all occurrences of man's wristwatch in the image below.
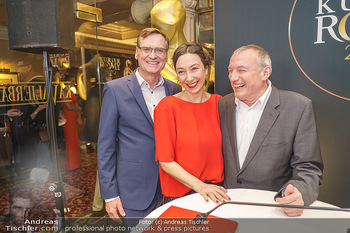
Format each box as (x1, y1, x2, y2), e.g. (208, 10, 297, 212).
(274, 188, 286, 201)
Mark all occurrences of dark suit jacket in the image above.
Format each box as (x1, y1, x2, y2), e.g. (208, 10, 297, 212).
(218, 85, 323, 205)
(80, 84, 103, 142)
(97, 72, 180, 211)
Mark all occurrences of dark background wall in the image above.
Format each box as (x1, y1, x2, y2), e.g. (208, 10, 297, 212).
(214, 0, 350, 208)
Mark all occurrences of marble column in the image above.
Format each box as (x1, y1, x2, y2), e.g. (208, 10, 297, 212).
(180, 0, 197, 42)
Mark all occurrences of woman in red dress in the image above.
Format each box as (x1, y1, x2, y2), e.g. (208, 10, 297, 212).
(154, 42, 230, 204)
(62, 75, 82, 170)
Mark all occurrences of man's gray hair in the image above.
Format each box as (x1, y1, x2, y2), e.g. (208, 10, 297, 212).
(234, 44, 272, 73)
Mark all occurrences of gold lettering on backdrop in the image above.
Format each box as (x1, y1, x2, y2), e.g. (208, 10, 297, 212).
(59, 87, 65, 99)
(2, 86, 8, 102)
(23, 86, 30, 101)
(289, 0, 350, 101)
(53, 84, 59, 104)
(99, 57, 121, 70)
(16, 86, 24, 102)
(111, 58, 116, 69)
(60, 85, 72, 99)
(43, 86, 47, 101)
(36, 85, 46, 101)
(116, 58, 121, 70)
(59, 87, 66, 101)
(345, 44, 350, 60)
(29, 85, 35, 101)
(50, 54, 70, 70)
(339, 12, 350, 41)
(8, 86, 16, 102)
(65, 87, 72, 99)
(315, 0, 350, 44)
(0, 82, 71, 106)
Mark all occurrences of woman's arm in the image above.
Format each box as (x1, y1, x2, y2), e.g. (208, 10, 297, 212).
(63, 101, 81, 112)
(76, 103, 83, 125)
(30, 104, 46, 120)
(160, 161, 229, 203)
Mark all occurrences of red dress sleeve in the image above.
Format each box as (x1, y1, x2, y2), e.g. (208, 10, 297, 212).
(154, 97, 176, 163)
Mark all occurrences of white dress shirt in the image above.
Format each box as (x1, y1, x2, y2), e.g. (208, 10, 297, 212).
(136, 69, 166, 121)
(235, 80, 272, 168)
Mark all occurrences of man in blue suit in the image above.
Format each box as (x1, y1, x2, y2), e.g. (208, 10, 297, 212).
(97, 28, 180, 227)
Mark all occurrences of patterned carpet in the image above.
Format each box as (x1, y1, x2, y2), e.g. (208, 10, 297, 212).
(0, 145, 98, 218)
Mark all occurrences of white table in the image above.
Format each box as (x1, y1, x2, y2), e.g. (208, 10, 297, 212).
(131, 189, 350, 233)
(146, 188, 350, 219)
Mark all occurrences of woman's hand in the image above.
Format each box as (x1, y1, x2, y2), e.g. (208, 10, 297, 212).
(37, 104, 46, 111)
(160, 161, 230, 204)
(193, 182, 230, 204)
(30, 104, 46, 119)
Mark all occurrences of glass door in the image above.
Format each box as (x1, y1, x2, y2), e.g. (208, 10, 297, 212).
(0, 0, 141, 230)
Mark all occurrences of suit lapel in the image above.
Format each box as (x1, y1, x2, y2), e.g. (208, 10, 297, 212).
(126, 73, 154, 127)
(163, 78, 171, 96)
(227, 94, 241, 171)
(240, 86, 281, 173)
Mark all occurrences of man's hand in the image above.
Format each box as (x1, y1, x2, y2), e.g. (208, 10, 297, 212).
(7, 109, 22, 117)
(276, 184, 304, 217)
(105, 198, 126, 223)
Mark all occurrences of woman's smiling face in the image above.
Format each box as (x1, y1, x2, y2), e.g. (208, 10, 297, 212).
(175, 53, 208, 95)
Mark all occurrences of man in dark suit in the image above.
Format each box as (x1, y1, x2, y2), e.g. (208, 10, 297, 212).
(81, 67, 112, 217)
(218, 44, 323, 217)
(97, 28, 180, 227)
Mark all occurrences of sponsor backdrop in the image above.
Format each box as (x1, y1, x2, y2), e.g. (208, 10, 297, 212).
(214, 0, 350, 208)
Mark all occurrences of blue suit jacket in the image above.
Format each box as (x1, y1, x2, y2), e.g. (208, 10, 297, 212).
(97, 72, 180, 210)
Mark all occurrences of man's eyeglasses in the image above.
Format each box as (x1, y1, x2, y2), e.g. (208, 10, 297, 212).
(138, 46, 167, 56)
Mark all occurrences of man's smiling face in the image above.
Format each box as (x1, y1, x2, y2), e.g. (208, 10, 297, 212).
(135, 33, 168, 78)
(228, 49, 269, 106)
